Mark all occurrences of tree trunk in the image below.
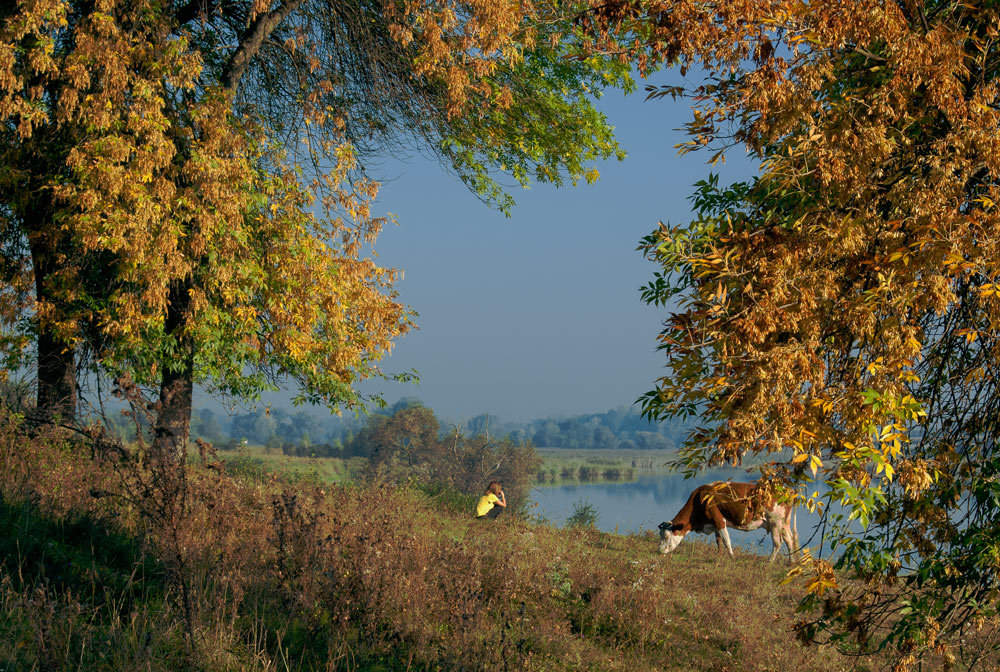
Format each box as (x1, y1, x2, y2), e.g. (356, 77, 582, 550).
(153, 278, 194, 454)
(35, 324, 78, 423)
(27, 201, 78, 424)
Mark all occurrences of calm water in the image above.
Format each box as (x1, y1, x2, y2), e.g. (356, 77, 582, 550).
(530, 472, 835, 555)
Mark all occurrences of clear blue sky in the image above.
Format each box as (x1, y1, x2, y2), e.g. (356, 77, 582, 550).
(348, 75, 757, 423)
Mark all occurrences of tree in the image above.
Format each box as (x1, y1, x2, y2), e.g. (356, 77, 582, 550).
(533, 420, 561, 447)
(191, 408, 224, 444)
(592, 425, 617, 450)
(364, 404, 442, 473)
(0, 0, 631, 443)
(580, 0, 1000, 667)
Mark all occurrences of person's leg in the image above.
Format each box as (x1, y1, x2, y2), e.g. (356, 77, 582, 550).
(485, 505, 503, 519)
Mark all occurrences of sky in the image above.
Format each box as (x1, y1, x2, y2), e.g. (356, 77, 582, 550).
(340, 75, 757, 424)
(221, 74, 757, 425)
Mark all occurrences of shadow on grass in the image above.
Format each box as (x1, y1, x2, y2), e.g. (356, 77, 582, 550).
(0, 495, 163, 609)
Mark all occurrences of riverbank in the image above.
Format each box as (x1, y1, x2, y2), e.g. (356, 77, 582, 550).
(0, 414, 877, 671)
(210, 444, 677, 487)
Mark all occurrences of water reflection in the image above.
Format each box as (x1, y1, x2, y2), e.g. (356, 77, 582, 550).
(531, 471, 835, 556)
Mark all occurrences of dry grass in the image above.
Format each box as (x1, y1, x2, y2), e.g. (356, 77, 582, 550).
(0, 410, 881, 671)
(215, 444, 365, 485)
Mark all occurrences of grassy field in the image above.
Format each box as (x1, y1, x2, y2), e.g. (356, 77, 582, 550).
(535, 448, 676, 484)
(0, 413, 911, 672)
(215, 443, 365, 485)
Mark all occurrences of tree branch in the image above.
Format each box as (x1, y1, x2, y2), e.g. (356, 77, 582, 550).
(221, 0, 304, 93)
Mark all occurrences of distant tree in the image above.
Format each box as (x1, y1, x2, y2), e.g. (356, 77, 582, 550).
(363, 405, 441, 472)
(229, 409, 277, 445)
(533, 421, 561, 448)
(592, 426, 617, 451)
(191, 409, 224, 444)
(600, 407, 627, 434)
(389, 397, 426, 415)
(633, 431, 670, 451)
(264, 434, 282, 455)
(465, 413, 499, 438)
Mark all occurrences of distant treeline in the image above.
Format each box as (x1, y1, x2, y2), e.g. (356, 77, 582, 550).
(185, 397, 692, 456)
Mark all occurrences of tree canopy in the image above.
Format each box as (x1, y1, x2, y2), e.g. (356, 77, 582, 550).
(579, 0, 1000, 667)
(0, 0, 630, 435)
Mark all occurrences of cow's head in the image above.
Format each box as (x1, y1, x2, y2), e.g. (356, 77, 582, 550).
(657, 521, 686, 554)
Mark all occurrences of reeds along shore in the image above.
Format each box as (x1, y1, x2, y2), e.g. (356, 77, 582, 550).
(0, 411, 873, 672)
(534, 465, 636, 484)
(534, 447, 673, 484)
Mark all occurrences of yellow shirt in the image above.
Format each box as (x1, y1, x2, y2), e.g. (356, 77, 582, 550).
(476, 493, 500, 517)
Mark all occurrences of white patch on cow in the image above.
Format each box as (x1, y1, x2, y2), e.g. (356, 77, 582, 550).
(658, 528, 685, 555)
(733, 518, 764, 532)
(717, 526, 734, 555)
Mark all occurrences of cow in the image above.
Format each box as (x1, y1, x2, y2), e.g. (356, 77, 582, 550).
(657, 481, 799, 562)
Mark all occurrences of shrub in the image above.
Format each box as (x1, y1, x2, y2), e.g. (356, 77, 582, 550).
(566, 499, 599, 528)
(355, 405, 541, 513)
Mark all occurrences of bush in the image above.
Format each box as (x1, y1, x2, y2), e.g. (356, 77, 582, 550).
(353, 405, 541, 513)
(566, 499, 599, 528)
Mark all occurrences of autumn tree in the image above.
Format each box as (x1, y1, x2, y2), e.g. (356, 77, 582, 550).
(0, 0, 630, 442)
(577, 0, 1000, 667)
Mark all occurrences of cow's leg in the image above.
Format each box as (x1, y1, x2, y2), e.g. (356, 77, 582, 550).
(780, 525, 797, 562)
(718, 525, 735, 556)
(715, 531, 723, 552)
(768, 523, 783, 562)
(706, 504, 735, 557)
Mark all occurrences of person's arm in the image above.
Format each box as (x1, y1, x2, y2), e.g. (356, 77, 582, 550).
(497, 490, 507, 507)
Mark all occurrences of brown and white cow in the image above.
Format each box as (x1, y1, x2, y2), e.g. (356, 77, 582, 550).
(657, 482, 799, 562)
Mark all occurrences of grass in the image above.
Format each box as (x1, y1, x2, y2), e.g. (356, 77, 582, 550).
(215, 443, 366, 485)
(0, 414, 890, 672)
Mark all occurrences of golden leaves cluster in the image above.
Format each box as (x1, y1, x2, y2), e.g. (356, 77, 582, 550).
(386, 0, 534, 118)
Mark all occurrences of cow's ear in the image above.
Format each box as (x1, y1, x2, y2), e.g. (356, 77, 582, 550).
(657, 521, 669, 530)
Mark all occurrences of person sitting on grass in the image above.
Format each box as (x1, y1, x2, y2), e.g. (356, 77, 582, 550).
(475, 481, 507, 519)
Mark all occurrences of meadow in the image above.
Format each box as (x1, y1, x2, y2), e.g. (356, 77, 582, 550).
(216, 444, 366, 485)
(0, 412, 895, 672)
